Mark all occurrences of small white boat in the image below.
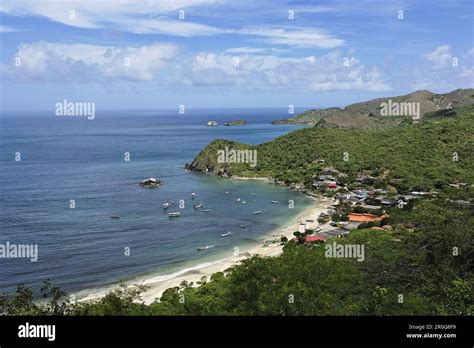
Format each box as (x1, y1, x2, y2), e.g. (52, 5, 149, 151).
(197, 245, 213, 251)
(225, 191, 230, 194)
(240, 225, 246, 228)
(253, 210, 263, 214)
(191, 192, 196, 199)
(168, 212, 181, 218)
(162, 202, 169, 209)
(241, 200, 247, 204)
(271, 200, 280, 204)
(221, 232, 233, 237)
(236, 198, 241, 202)
(202, 209, 211, 213)
(193, 202, 203, 209)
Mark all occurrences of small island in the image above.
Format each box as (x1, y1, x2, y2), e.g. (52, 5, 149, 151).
(224, 120, 247, 126)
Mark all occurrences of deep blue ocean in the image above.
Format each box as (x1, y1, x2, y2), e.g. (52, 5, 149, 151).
(0, 108, 313, 297)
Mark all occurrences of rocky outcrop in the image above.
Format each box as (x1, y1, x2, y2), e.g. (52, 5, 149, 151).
(224, 120, 247, 126)
(139, 178, 161, 188)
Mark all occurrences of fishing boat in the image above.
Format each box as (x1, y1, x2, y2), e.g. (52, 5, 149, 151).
(191, 192, 196, 199)
(220, 232, 233, 237)
(168, 212, 181, 218)
(162, 202, 169, 209)
(271, 200, 280, 204)
(110, 215, 119, 219)
(253, 210, 263, 214)
(197, 245, 211, 251)
(193, 202, 203, 209)
(202, 209, 211, 213)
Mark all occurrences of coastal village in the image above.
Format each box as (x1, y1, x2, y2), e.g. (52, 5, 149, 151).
(275, 158, 470, 246)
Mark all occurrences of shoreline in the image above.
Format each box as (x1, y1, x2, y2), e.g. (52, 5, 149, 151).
(75, 194, 333, 305)
(139, 195, 332, 304)
(74, 172, 334, 305)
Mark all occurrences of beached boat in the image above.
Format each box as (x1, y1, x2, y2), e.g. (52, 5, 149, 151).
(193, 202, 203, 209)
(168, 212, 181, 218)
(253, 210, 263, 214)
(271, 200, 279, 204)
(162, 202, 169, 209)
(221, 232, 233, 237)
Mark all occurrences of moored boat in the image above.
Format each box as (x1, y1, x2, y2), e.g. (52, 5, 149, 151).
(221, 231, 233, 237)
(168, 212, 181, 218)
(253, 210, 263, 214)
(162, 202, 169, 209)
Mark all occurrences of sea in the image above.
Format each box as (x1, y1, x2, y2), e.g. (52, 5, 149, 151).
(0, 108, 313, 298)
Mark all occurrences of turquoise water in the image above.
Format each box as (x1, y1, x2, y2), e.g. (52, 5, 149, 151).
(0, 108, 313, 296)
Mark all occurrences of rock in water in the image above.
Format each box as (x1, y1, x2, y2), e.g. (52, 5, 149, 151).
(139, 178, 161, 188)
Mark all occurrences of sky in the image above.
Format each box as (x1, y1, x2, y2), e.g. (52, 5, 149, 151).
(0, 0, 473, 111)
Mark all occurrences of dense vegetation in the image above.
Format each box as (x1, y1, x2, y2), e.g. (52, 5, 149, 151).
(1, 188, 472, 315)
(188, 105, 474, 193)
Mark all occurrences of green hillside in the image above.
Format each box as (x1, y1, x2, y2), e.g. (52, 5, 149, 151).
(272, 88, 474, 129)
(188, 105, 474, 193)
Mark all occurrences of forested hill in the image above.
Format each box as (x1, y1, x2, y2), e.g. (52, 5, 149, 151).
(272, 88, 474, 129)
(187, 105, 474, 193)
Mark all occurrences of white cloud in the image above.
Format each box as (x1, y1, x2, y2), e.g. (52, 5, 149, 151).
(239, 27, 345, 48)
(424, 45, 454, 69)
(8, 41, 178, 81)
(5, 41, 389, 92)
(0, 0, 225, 37)
(0, 25, 21, 32)
(185, 51, 389, 91)
(225, 47, 288, 54)
(411, 46, 474, 91)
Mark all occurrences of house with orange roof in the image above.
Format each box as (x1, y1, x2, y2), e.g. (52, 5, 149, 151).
(347, 213, 388, 223)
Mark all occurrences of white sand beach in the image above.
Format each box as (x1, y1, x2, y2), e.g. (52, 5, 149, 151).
(74, 193, 334, 305)
(139, 196, 333, 304)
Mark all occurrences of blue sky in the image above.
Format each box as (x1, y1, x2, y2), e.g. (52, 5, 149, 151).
(0, 0, 473, 111)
